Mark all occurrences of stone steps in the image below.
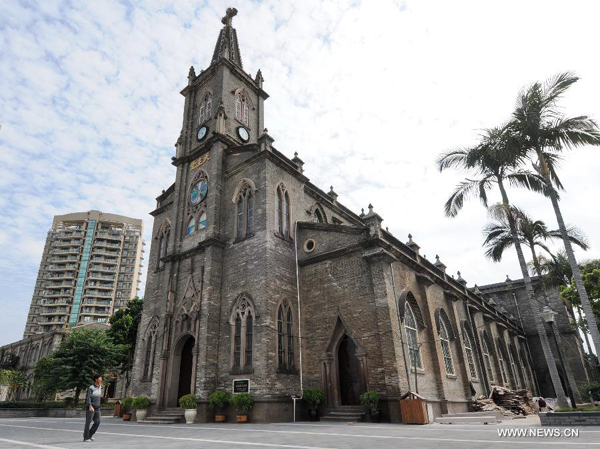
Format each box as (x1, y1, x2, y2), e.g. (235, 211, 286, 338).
(321, 406, 365, 423)
(140, 409, 184, 424)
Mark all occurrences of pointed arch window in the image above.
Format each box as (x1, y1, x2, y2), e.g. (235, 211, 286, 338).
(508, 343, 521, 388)
(230, 297, 255, 372)
(439, 319, 455, 375)
(314, 208, 325, 223)
(481, 332, 494, 381)
(143, 334, 154, 380)
(276, 184, 291, 238)
(157, 222, 170, 270)
(234, 182, 255, 241)
(277, 301, 295, 373)
(186, 217, 196, 235)
(496, 338, 509, 386)
(235, 91, 249, 126)
(198, 211, 207, 230)
(463, 327, 478, 379)
(404, 303, 423, 370)
(142, 320, 158, 381)
(199, 93, 212, 124)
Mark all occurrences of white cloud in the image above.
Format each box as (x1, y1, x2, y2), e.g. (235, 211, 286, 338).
(1, 0, 599, 345)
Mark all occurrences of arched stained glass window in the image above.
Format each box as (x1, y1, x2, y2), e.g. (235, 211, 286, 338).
(199, 93, 212, 124)
(198, 212, 207, 230)
(235, 182, 255, 240)
(230, 297, 255, 371)
(481, 333, 494, 381)
(186, 217, 196, 235)
(439, 319, 455, 375)
(277, 302, 295, 372)
(496, 338, 509, 385)
(234, 317, 242, 368)
(463, 328, 477, 378)
(245, 314, 253, 367)
(405, 303, 423, 370)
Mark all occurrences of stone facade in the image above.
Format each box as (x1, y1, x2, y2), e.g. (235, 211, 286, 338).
(131, 11, 537, 423)
(479, 278, 597, 400)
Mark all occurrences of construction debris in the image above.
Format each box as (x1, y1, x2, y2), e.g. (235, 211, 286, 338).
(473, 387, 537, 417)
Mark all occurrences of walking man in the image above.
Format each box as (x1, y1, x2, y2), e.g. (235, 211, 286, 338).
(83, 373, 102, 442)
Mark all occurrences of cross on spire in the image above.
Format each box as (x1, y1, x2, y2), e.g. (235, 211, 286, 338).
(221, 7, 238, 26)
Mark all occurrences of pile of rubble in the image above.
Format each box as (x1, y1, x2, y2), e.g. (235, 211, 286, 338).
(473, 386, 537, 417)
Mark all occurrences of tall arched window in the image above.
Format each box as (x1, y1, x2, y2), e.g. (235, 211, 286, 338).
(439, 319, 455, 375)
(143, 334, 154, 380)
(198, 211, 207, 230)
(234, 182, 255, 240)
(186, 217, 196, 235)
(508, 343, 521, 388)
(314, 208, 325, 223)
(276, 184, 290, 238)
(463, 326, 478, 379)
(496, 338, 509, 385)
(199, 93, 212, 124)
(519, 348, 533, 390)
(404, 303, 423, 370)
(277, 301, 295, 372)
(230, 296, 255, 372)
(481, 332, 494, 381)
(235, 91, 249, 126)
(156, 221, 170, 270)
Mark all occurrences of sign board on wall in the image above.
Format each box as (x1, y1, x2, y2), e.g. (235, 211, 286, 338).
(233, 379, 250, 394)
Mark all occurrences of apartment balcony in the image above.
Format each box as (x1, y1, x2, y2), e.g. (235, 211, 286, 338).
(50, 248, 80, 255)
(85, 283, 114, 290)
(87, 273, 115, 281)
(90, 257, 118, 264)
(48, 273, 76, 280)
(93, 240, 121, 249)
(80, 308, 110, 315)
(41, 298, 71, 305)
(85, 291, 113, 298)
(40, 316, 67, 324)
(96, 232, 122, 241)
(87, 266, 117, 274)
(49, 264, 78, 271)
(46, 282, 75, 289)
(54, 240, 83, 247)
(40, 309, 68, 315)
(84, 299, 112, 306)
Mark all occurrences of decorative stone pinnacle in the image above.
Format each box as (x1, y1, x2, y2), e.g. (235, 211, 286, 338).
(188, 66, 196, 78)
(457, 271, 467, 286)
(434, 254, 446, 272)
(505, 275, 511, 282)
(221, 7, 238, 26)
(360, 208, 365, 217)
(368, 203, 374, 214)
(327, 186, 338, 202)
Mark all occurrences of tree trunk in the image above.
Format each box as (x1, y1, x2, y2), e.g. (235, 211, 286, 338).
(74, 386, 81, 406)
(577, 305, 594, 356)
(538, 148, 600, 367)
(497, 178, 568, 407)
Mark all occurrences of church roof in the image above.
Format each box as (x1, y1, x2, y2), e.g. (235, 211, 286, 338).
(211, 7, 243, 69)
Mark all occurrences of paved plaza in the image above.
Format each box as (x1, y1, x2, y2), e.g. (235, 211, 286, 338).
(0, 416, 599, 449)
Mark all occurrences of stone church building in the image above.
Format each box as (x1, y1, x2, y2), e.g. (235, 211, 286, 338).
(132, 9, 554, 422)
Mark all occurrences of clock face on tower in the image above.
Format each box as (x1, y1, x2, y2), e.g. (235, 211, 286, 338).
(197, 126, 208, 142)
(237, 126, 249, 142)
(190, 180, 208, 205)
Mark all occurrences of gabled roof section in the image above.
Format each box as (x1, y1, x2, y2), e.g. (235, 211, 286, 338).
(211, 7, 243, 69)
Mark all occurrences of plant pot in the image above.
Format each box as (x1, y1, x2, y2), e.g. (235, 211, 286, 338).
(308, 408, 319, 422)
(370, 411, 380, 423)
(123, 413, 132, 421)
(236, 414, 248, 423)
(184, 409, 197, 424)
(215, 413, 227, 422)
(136, 409, 147, 422)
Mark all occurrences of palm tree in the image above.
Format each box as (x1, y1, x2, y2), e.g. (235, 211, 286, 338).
(437, 127, 569, 406)
(510, 72, 600, 360)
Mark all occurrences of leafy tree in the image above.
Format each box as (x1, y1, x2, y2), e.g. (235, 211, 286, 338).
(561, 260, 600, 325)
(0, 369, 29, 401)
(46, 328, 125, 405)
(106, 297, 143, 393)
(32, 357, 58, 401)
(510, 72, 600, 361)
(437, 126, 570, 407)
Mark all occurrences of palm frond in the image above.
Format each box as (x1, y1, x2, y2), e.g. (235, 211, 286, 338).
(444, 177, 492, 217)
(548, 226, 590, 251)
(482, 221, 514, 262)
(541, 72, 579, 110)
(436, 149, 469, 172)
(505, 171, 553, 197)
(547, 115, 600, 150)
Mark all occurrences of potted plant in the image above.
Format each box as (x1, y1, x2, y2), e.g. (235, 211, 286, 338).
(230, 392, 253, 423)
(179, 394, 197, 424)
(209, 390, 231, 422)
(303, 387, 325, 421)
(360, 390, 381, 423)
(132, 396, 150, 422)
(121, 397, 133, 421)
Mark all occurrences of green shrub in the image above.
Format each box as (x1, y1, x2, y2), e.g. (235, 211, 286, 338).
(360, 390, 381, 413)
(121, 397, 133, 413)
(303, 387, 325, 409)
(179, 394, 197, 409)
(578, 380, 600, 401)
(208, 390, 231, 412)
(132, 396, 150, 410)
(230, 393, 253, 414)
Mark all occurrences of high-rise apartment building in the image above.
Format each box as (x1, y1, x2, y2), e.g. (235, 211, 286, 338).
(23, 210, 144, 338)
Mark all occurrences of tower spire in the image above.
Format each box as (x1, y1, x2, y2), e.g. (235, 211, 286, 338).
(211, 7, 243, 68)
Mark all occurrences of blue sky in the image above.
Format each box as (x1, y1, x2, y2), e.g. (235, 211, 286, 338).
(1, 0, 600, 346)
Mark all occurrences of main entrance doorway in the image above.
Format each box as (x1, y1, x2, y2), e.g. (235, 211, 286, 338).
(338, 335, 363, 405)
(177, 337, 194, 400)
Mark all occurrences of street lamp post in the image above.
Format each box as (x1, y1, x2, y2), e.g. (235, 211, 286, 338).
(542, 306, 577, 409)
